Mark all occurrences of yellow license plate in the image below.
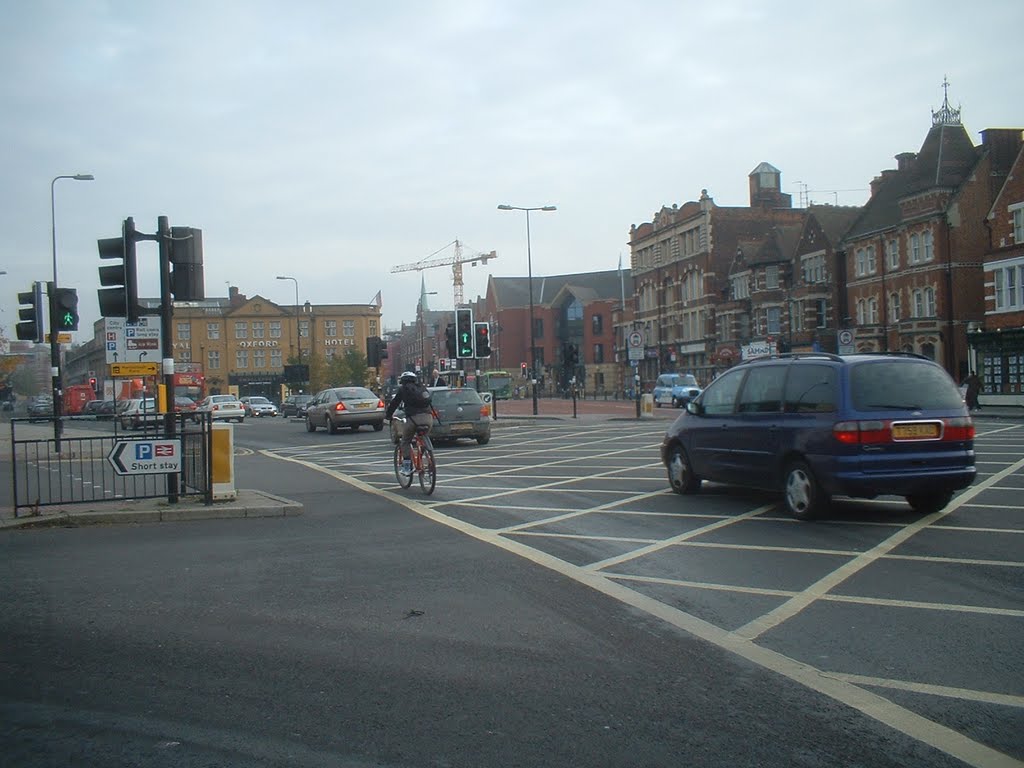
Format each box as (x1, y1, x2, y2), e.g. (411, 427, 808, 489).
(892, 423, 940, 439)
(354, 402, 371, 409)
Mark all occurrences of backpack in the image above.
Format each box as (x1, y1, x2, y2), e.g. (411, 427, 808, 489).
(404, 382, 432, 410)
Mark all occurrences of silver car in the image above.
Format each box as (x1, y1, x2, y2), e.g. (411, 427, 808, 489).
(119, 398, 160, 430)
(305, 386, 385, 433)
(241, 396, 278, 417)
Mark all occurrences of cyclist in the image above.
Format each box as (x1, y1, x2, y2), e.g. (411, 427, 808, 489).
(385, 371, 434, 475)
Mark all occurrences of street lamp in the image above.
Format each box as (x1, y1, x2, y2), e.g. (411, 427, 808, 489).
(498, 204, 557, 415)
(276, 275, 301, 361)
(50, 173, 94, 447)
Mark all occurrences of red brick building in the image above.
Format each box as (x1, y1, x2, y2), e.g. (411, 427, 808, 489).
(970, 130, 1024, 403)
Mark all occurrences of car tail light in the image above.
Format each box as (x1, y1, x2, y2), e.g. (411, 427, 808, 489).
(334, 402, 347, 412)
(833, 417, 973, 445)
(480, 404, 490, 418)
(377, 399, 385, 408)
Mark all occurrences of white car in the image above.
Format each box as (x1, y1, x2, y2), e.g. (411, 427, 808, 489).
(195, 394, 245, 423)
(119, 398, 161, 430)
(241, 396, 278, 417)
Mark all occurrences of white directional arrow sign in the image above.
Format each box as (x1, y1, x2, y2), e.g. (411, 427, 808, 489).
(108, 439, 182, 476)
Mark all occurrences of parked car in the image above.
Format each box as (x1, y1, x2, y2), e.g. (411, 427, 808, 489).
(390, 386, 491, 446)
(660, 352, 976, 520)
(81, 400, 108, 418)
(120, 398, 160, 430)
(653, 372, 703, 408)
(27, 396, 54, 422)
(281, 394, 313, 418)
(195, 394, 245, 423)
(241, 395, 278, 417)
(305, 387, 385, 433)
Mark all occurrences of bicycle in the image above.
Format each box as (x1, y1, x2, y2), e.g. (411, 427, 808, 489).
(391, 417, 436, 495)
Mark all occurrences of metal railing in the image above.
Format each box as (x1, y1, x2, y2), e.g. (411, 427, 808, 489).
(10, 414, 212, 516)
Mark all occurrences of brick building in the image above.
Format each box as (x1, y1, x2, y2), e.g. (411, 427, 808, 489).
(970, 130, 1024, 403)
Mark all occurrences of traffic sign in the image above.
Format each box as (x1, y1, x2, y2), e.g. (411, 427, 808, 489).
(110, 362, 159, 377)
(628, 330, 644, 362)
(107, 439, 181, 476)
(104, 316, 163, 364)
(44, 333, 73, 344)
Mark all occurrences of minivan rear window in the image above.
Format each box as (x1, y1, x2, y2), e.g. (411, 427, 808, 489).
(850, 361, 962, 410)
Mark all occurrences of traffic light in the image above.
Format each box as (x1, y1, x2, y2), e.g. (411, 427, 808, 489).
(455, 308, 474, 358)
(366, 336, 387, 367)
(170, 226, 206, 300)
(89, 377, 98, 394)
(97, 217, 140, 322)
(51, 287, 79, 332)
(15, 282, 44, 342)
(444, 323, 456, 358)
(473, 322, 491, 357)
(521, 362, 528, 377)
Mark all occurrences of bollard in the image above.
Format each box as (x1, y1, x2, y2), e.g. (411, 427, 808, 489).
(211, 422, 237, 500)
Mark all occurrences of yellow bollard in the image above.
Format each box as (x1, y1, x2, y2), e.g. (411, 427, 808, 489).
(211, 422, 236, 500)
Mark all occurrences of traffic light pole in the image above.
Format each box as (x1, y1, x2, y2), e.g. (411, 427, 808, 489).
(47, 281, 63, 451)
(158, 216, 179, 504)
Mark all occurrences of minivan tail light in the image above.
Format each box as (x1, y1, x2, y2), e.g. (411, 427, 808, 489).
(943, 417, 974, 441)
(833, 420, 891, 445)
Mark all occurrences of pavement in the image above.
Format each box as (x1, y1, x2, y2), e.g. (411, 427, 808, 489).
(2, 402, 1020, 531)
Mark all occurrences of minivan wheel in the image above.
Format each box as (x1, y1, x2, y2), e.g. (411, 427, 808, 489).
(783, 460, 825, 520)
(906, 491, 953, 514)
(666, 444, 700, 494)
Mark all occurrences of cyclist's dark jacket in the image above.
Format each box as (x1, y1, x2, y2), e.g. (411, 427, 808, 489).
(385, 381, 432, 419)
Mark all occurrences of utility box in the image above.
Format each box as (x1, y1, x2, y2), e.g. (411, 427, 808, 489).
(641, 393, 654, 418)
(211, 422, 236, 500)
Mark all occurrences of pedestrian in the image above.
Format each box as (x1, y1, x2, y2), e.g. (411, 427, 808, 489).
(965, 372, 982, 412)
(430, 369, 445, 387)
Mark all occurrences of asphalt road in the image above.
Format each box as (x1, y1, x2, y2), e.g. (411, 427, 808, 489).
(1, 413, 1020, 767)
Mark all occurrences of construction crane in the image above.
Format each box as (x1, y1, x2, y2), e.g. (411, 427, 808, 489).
(391, 239, 497, 307)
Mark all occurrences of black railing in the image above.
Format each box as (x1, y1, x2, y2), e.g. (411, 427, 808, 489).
(10, 414, 212, 516)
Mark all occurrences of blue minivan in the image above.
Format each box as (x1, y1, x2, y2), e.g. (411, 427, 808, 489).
(660, 353, 976, 520)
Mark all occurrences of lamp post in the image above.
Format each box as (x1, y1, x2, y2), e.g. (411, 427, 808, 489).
(276, 275, 301, 362)
(498, 203, 556, 415)
(50, 173, 94, 448)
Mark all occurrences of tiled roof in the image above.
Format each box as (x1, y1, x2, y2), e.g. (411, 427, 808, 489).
(807, 205, 863, 244)
(490, 269, 631, 309)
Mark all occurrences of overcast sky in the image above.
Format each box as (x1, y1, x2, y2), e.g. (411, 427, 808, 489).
(2, 0, 1022, 339)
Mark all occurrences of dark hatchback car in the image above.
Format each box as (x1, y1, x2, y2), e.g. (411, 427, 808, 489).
(281, 394, 313, 418)
(661, 352, 976, 520)
(389, 386, 491, 446)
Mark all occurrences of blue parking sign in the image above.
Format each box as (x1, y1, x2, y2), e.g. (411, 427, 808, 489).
(135, 443, 153, 461)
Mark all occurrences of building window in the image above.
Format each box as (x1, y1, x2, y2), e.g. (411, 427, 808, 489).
(271, 350, 282, 368)
(994, 264, 1024, 310)
(855, 248, 876, 276)
(767, 307, 781, 335)
(299, 320, 309, 339)
(732, 275, 749, 299)
(177, 322, 191, 341)
(236, 350, 248, 369)
(234, 322, 247, 340)
(325, 320, 337, 337)
(207, 322, 220, 340)
(370, 320, 378, 335)
(270, 321, 281, 338)
(867, 246, 876, 274)
(889, 292, 901, 323)
(856, 298, 866, 325)
(252, 321, 264, 339)
(207, 350, 220, 370)
(254, 349, 266, 368)
(888, 239, 899, 270)
(910, 233, 921, 264)
(815, 299, 827, 328)
(1013, 206, 1024, 242)
(791, 300, 804, 332)
(923, 230, 933, 262)
(593, 343, 604, 363)
(867, 297, 879, 325)
(912, 287, 937, 317)
(343, 320, 355, 337)
(567, 299, 583, 321)
(765, 265, 779, 289)
(533, 318, 544, 339)
(592, 314, 603, 335)
(802, 253, 825, 284)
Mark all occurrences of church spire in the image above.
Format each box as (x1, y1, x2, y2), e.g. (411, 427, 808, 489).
(418, 274, 430, 313)
(931, 75, 962, 126)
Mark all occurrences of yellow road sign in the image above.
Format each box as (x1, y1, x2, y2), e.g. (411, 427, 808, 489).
(110, 362, 159, 377)
(44, 333, 73, 344)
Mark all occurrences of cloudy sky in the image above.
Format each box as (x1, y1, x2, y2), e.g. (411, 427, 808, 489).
(2, 0, 1021, 339)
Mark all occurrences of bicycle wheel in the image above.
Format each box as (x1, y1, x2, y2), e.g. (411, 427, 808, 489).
(394, 442, 412, 488)
(418, 444, 436, 495)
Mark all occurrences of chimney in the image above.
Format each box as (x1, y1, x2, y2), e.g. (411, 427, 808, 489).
(895, 152, 916, 171)
(981, 128, 1024, 175)
(228, 286, 246, 306)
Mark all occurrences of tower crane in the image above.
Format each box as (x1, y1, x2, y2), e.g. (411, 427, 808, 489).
(391, 239, 497, 307)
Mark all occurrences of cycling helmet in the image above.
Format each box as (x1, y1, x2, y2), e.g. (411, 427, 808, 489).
(399, 371, 418, 384)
